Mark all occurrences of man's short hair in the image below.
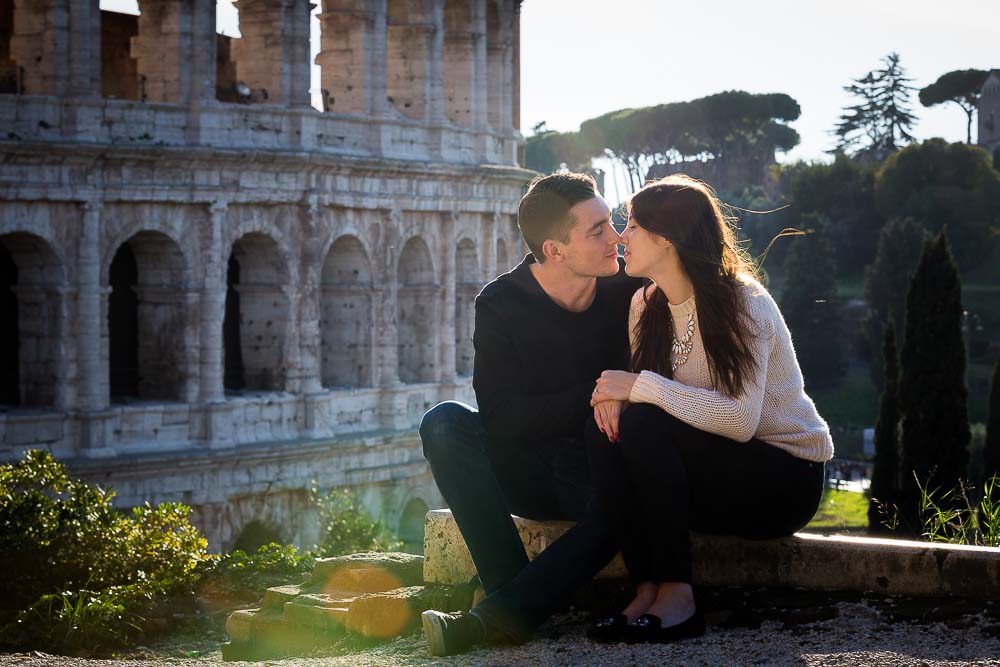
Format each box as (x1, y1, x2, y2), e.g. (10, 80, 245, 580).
(517, 172, 600, 262)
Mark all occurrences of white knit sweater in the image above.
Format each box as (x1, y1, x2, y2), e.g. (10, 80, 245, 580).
(627, 277, 834, 462)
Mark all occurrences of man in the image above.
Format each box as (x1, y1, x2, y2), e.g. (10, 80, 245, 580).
(419, 172, 642, 655)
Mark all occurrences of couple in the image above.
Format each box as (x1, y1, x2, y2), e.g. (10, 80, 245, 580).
(419, 172, 834, 655)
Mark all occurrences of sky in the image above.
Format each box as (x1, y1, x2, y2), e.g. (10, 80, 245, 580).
(520, 0, 998, 163)
(101, 0, 998, 166)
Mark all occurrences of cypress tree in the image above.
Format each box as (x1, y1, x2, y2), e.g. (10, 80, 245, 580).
(868, 319, 900, 533)
(986, 356, 1000, 480)
(897, 231, 970, 533)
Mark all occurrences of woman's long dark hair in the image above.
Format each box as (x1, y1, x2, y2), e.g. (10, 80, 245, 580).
(628, 175, 760, 399)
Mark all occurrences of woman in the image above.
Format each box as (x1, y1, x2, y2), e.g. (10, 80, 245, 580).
(585, 174, 834, 643)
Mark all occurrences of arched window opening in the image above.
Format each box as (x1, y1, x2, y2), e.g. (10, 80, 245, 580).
(226, 233, 289, 392)
(0, 242, 19, 406)
(108, 243, 139, 401)
(223, 254, 245, 391)
(232, 519, 284, 554)
(496, 237, 509, 274)
(0, 232, 64, 409)
(398, 497, 428, 555)
(108, 231, 188, 402)
(397, 237, 436, 383)
(320, 236, 373, 388)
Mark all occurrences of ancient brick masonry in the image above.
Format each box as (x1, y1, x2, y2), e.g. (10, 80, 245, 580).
(0, 0, 530, 550)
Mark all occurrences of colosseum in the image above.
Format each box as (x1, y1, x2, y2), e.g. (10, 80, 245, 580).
(0, 0, 531, 551)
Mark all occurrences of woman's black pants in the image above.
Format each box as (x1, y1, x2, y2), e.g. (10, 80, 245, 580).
(585, 403, 825, 585)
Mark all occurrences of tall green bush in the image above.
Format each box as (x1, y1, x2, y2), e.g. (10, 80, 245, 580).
(869, 320, 901, 533)
(898, 232, 970, 532)
(986, 357, 1000, 480)
(863, 217, 928, 387)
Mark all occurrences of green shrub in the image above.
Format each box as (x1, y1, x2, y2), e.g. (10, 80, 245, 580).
(199, 543, 313, 603)
(0, 450, 209, 652)
(310, 486, 402, 557)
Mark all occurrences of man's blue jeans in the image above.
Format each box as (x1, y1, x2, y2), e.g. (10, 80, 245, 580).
(419, 401, 618, 643)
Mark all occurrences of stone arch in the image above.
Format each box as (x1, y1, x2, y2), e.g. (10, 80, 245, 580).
(454, 238, 478, 376)
(107, 230, 189, 402)
(320, 235, 373, 388)
(385, 0, 428, 121)
(224, 232, 291, 392)
(442, 0, 474, 127)
(0, 232, 64, 408)
(231, 518, 285, 554)
(397, 496, 428, 554)
(496, 236, 509, 273)
(397, 236, 437, 383)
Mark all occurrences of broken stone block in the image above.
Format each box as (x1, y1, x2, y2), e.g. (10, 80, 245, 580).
(224, 608, 258, 642)
(282, 598, 349, 633)
(311, 551, 424, 593)
(344, 584, 475, 639)
(262, 584, 307, 610)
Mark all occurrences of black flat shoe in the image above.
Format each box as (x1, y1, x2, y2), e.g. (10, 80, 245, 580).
(631, 611, 706, 643)
(586, 614, 631, 643)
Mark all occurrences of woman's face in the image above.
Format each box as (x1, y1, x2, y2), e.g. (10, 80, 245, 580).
(621, 216, 670, 278)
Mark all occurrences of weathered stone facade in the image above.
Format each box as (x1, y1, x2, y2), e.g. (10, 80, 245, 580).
(978, 69, 1000, 157)
(0, 0, 531, 551)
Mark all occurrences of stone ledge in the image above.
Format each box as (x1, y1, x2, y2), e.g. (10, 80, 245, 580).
(422, 509, 1000, 600)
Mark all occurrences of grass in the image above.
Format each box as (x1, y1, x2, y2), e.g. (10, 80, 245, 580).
(805, 488, 870, 534)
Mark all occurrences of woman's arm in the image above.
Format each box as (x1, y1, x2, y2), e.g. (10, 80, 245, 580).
(628, 297, 777, 442)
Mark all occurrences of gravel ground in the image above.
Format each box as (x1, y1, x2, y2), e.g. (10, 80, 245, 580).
(2, 600, 1000, 667)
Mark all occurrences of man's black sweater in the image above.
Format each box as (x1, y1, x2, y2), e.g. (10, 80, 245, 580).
(472, 254, 643, 451)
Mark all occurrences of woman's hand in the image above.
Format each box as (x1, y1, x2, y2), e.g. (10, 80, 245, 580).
(593, 399, 628, 443)
(591, 370, 640, 405)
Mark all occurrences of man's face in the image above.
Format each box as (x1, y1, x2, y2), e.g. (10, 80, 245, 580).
(555, 196, 621, 278)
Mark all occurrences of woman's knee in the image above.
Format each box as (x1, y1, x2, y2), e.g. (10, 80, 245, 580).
(419, 401, 477, 462)
(617, 404, 681, 458)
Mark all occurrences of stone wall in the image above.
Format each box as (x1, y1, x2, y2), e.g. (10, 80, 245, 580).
(978, 70, 1000, 156)
(0, 0, 530, 550)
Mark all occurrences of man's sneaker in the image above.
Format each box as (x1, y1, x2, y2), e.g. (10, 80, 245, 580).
(421, 609, 486, 656)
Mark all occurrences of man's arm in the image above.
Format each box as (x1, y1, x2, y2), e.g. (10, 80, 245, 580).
(472, 300, 591, 445)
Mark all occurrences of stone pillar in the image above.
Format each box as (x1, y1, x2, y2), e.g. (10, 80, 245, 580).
(77, 200, 103, 412)
(295, 197, 324, 394)
(199, 201, 227, 404)
(10, 0, 72, 96)
(470, 0, 488, 131)
(511, 0, 520, 132)
(485, 0, 513, 132)
(439, 213, 457, 383)
(316, 0, 386, 116)
(232, 0, 313, 107)
(441, 0, 476, 127)
(425, 0, 445, 124)
(384, 1, 432, 121)
(133, 0, 216, 104)
(68, 0, 101, 98)
(482, 211, 497, 280)
(373, 208, 401, 387)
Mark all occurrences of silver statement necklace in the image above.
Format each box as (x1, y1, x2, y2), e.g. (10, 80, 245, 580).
(671, 309, 696, 372)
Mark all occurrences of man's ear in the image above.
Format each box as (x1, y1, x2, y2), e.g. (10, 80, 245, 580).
(540, 239, 563, 263)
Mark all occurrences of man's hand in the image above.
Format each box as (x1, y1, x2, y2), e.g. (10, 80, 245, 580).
(593, 399, 628, 443)
(591, 370, 640, 405)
